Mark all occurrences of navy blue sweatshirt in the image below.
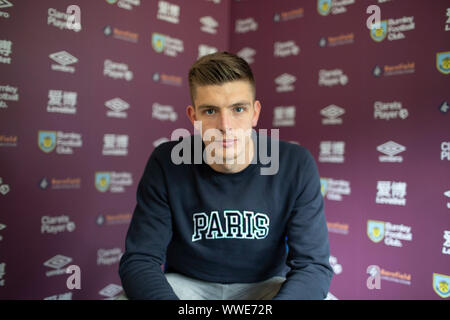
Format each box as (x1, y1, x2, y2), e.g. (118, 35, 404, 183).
(119, 132, 333, 299)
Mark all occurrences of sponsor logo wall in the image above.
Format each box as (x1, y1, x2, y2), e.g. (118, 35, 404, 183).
(0, 0, 228, 299)
(230, 0, 449, 299)
(1, 0, 448, 300)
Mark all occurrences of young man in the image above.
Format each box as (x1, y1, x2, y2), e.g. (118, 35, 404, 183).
(119, 52, 333, 300)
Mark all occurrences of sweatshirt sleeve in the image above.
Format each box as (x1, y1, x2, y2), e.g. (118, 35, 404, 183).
(119, 147, 179, 300)
(273, 148, 333, 300)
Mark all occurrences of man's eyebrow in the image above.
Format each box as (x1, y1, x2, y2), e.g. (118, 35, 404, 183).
(197, 101, 251, 110)
(197, 104, 219, 110)
(230, 101, 251, 107)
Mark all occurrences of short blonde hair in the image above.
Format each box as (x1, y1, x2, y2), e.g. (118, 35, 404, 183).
(188, 51, 255, 105)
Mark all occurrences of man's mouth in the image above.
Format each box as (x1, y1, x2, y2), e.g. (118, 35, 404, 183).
(217, 139, 238, 147)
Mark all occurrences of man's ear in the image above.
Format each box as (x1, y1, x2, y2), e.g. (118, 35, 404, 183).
(187, 105, 202, 132)
(252, 100, 261, 127)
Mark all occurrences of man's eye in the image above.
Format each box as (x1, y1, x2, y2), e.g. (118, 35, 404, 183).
(235, 107, 244, 113)
(205, 109, 215, 115)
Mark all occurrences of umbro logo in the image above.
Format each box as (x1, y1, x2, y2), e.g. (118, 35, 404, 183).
(275, 73, 296, 92)
(49, 51, 78, 66)
(105, 98, 129, 119)
(377, 141, 405, 162)
(0, 0, 13, 9)
(49, 51, 78, 73)
(321, 105, 345, 125)
(0, 0, 12, 19)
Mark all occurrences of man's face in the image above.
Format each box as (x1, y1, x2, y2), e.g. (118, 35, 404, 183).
(186, 80, 261, 164)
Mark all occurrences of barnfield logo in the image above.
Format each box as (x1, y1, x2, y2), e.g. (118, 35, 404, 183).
(96, 213, 131, 226)
(370, 20, 387, 42)
(436, 51, 450, 75)
(433, 273, 450, 298)
(378, 61, 415, 77)
(317, 0, 332, 16)
(0, 134, 17, 147)
(38, 131, 56, 153)
(152, 72, 182, 86)
(367, 220, 384, 243)
(103, 25, 139, 43)
(274, 7, 304, 22)
(327, 221, 349, 235)
(320, 33, 354, 48)
(95, 172, 110, 192)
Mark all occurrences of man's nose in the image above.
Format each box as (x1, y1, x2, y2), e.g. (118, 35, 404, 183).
(217, 110, 232, 133)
